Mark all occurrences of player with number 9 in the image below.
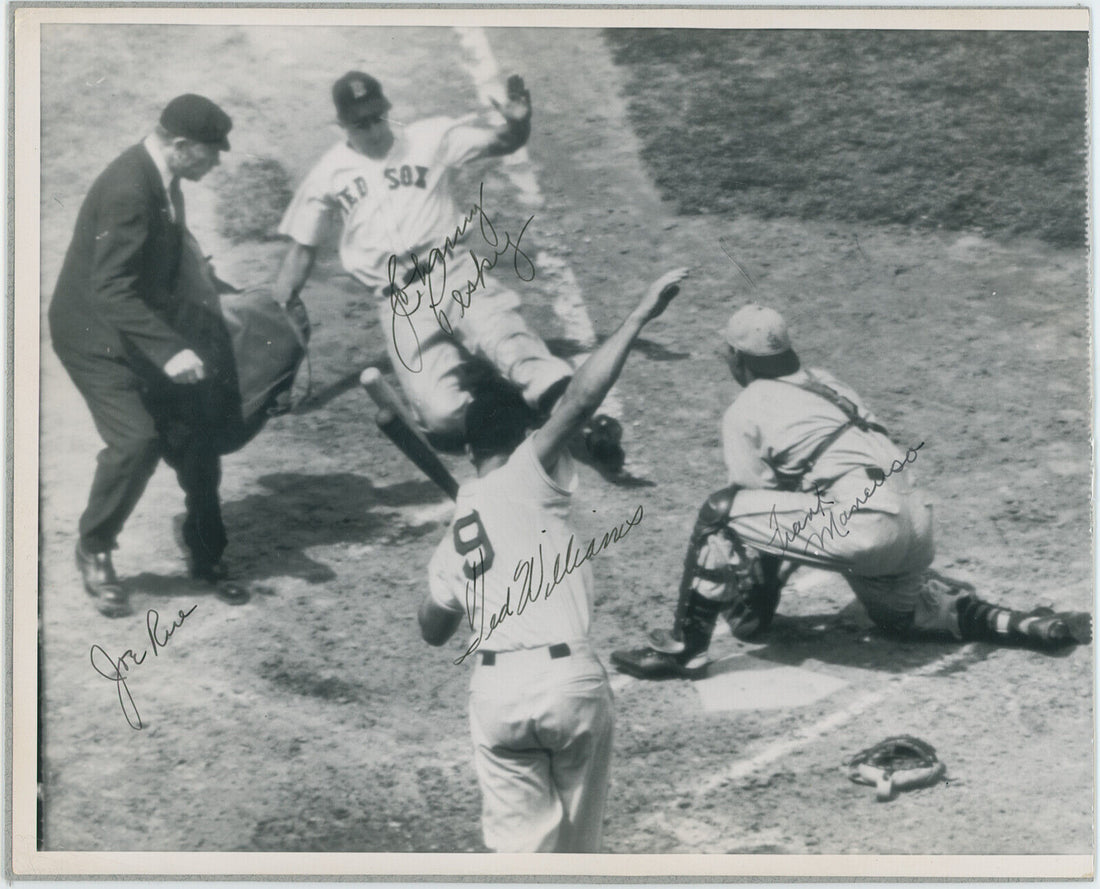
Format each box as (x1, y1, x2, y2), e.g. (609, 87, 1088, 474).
(417, 268, 687, 852)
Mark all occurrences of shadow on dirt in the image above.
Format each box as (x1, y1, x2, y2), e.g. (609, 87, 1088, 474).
(247, 768, 486, 852)
(257, 653, 365, 703)
(118, 573, 195, 597)
(720, 613, 992, 675)
(596, 470, 657, 490)
(120, 573, 268, 604)
(170, 473, 447, 585)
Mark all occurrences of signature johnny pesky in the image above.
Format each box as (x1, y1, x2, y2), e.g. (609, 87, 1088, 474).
(767, 442, 924, 556)
(387, 182, 535, 364)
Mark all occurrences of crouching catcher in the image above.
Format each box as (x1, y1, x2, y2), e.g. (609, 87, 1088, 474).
(612, 305, 1091, 679)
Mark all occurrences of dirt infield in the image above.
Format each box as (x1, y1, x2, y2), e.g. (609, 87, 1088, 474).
(34, 23, 1092, 864)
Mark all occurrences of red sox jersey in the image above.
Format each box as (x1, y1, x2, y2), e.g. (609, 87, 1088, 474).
(279, 116, 495, 291)
(428, 439, 594, 656)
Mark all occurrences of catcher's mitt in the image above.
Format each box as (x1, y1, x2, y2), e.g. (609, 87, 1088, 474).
(844, 735, 945, 802)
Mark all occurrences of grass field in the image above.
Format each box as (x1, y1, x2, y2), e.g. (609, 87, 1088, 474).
(606, 29, 1088, 246)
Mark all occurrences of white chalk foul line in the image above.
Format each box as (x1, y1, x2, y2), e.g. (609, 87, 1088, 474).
(453, 27, 621, 418)
(624, 643, 976, 852)
(692, 644, 975, 799)
(609, 641, 974, 794)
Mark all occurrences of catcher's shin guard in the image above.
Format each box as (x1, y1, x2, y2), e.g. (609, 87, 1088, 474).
(955, 595, 1093, 649)
(648, 486, 741, 657)
(725, 552, 783, 641)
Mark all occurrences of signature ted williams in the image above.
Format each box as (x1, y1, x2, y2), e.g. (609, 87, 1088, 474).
(454, 505, 645, 666)
(89, 605, 198, 730)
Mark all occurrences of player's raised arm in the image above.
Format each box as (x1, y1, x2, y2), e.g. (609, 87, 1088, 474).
(532, 268, 688, 471)
(483, 75, 533, 158)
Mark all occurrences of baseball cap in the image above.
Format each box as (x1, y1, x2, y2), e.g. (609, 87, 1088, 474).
(160, 94, 232, 151)
(332, 71, 391, 124)
(723, 305, 792, 356)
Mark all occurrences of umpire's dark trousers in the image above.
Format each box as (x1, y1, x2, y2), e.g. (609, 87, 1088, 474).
(54, 343, 227, 569)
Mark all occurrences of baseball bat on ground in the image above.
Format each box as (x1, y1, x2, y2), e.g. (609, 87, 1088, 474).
(359, 368, 460, 501)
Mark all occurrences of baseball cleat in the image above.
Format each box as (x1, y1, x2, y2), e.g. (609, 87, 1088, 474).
(1040, 611, 1092, 646)
(610, 645, 706, 680)
(724, 601, 773, 641)
(191, 561, 251, 606)
(646, 627, 686, 654)
(1013, 607, 1092, 648)
(581, 415, 626, 479)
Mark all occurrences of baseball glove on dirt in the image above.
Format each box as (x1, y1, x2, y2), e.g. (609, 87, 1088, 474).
(844, 735, 946, 802)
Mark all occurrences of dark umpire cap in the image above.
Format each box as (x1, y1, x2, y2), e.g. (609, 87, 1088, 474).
(160, 94, 232, 150)
(332, 71, 391, 124)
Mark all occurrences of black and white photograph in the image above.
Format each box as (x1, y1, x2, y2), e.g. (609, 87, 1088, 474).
(10, 4, 1095, 879)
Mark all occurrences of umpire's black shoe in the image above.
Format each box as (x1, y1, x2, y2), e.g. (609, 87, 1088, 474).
(191, 561, 250, 606)
(581, 415, 626, 478)
(76, 542, 131, 618)
(610, 645, 703, 680)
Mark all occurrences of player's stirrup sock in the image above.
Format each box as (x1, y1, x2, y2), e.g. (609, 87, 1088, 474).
(955, 596, 1092, 647)
(646, 486, 743, 662)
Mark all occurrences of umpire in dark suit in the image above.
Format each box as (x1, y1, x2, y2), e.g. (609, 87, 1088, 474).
(50, 94, 248, 616)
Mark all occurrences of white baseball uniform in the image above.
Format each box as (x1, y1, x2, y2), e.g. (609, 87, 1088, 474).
(696, 367, 961, 636)
(428, 437, 613, 852)
(279, 116, 571, 438)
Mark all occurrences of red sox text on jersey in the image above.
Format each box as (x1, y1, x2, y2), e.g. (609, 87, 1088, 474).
(331, 164, 430, 214)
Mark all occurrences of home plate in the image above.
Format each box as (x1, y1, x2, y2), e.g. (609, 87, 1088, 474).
(693, 659, 848, 712)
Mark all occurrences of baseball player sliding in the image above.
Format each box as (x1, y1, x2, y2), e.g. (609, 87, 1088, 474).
(274, 70, 624, 472)
(419, 268, 688, 852)
(612, 304, 1092, 679)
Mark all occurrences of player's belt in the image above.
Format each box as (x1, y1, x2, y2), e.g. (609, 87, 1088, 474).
(480, 643, 572, 666)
